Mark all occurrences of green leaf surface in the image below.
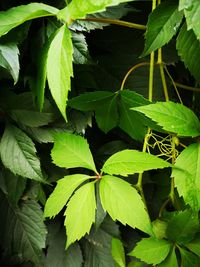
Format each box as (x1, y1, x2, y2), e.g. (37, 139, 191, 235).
(72, 32, 91, 64)
(158, 248, 178, 267)
(51, 132, 97, 173)
(111, 238, 126, 267)
(44, 174, 91, 218)
(47, 25, 73, 120)
(179, 0, 191, 10)
(180, 248, 200, 267)
(0, 124, 44, 181)
(65, 182, 96, 248)
(142, 0, 183, 56)
(184, 0, 200, 40)
(102, 149, 171, 176)
(0, 191, 47, 264)
(129, 237, 171, 265)
(100, 175, 153, 235)
(166, 209, 199, 244)
(0, 42, 19, 84)
(186, 234, 200, 257)
(134, 102, 200, 137)
(0, 3, 58, 37)
(176, 23, 200, 84)
(172, 143, 200, 210)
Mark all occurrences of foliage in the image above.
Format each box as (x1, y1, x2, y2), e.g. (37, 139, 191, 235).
(0, 0, 200, 266)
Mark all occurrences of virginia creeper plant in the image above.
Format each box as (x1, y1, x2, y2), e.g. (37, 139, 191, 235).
(0, 0, 200, 266)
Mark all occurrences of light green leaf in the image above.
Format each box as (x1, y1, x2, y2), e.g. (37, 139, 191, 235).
(172, 143, 200, 210)
(101, 150, 171, 176)
(0, 3, 58, 37)
(180, 248, 200, 267)
(100, 175, 153, 235)
(158, 248, 178, 267)
(186, 234, 200, 257)
(0, 191, 47, 264)
(112, 238, 126, 267)
(0, 124, 44, 181)
(179, 0, 191, 10)
(51, 132, 97, 173)
(129, 237, 171, 265)
(142, 0, 183, 56)
(58, 0, 134, 22)
(184, 0, 200, 40)
(44, 174, 91, 218)
(0, 42, 19, 84)
(134, 102, 200, 137)
(65, 182, 96, 248)
(176, 23, 200, 84)
(47, 25, 73, 120)
(72, 32, 91, 64)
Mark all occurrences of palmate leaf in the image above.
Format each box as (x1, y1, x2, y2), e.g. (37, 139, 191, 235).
(184, 0, 200, 40)
(176, 23, 200, 84)
(44, 174, 91, 218)
(65, 182, 96, 248)
(51, 132, 97, 173)
(0, 124, 44, 181)
(101, 149, 171, 176)
(0, 191, 47, 264)
(142, 0, 183, 56)
(0, 3, 58, 37)
(129, 237, 171, 265)
(134, 102, 200, 137)
(111, 238, 126, 267)
(47, 25, 73, 120)
(100, 175, 153, 235)
(172, 143, 200, 210)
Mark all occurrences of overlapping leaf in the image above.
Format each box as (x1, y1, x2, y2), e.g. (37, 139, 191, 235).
(186, 234, 200, 257)
(158, 248, 178, 267)
(184, 0, 200, 40)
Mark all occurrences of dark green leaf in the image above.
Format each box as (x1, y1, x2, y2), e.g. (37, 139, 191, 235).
(186, 234, 200, 257)
(180, 248, 200, 267)
(72, 32, 91, 64)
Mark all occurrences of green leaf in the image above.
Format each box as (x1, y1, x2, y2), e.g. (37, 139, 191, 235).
(0, 191, 47, 264)
(0, 3, 58, 37)
(172, 143, 200, 210)
(47, 25, 73, 120)
(184, 0, 200, 40)
(142, 0, 183, 56)
(180, 248, 200, 267)
(101, 150, 171, 176)
(111, 238, 126, 267)
(72, 32, 91, 64)
(176, 23, 200, 84)
(158, 248, 178, 267)
(65, 182, 96, 248)
(186, 234, 200, 257)
(129, 237, 171, 265)
(51, 132, 97, 173)
(44, 174, 91, 218)
(0, 124, 44, 181)
(166, 209, 199, 244)
(134, 102, 200, 137)
(100, 175, 153, 235)
(179, 0, 191, 10)
(58, 0, 134, 22)
(0, 42, 19, 84)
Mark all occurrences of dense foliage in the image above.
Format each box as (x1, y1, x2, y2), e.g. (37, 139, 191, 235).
(0, 0, 200, 266)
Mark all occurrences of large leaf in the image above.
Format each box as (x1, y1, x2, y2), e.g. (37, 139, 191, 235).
(44, 174, 91, 218)
(51, 132, 97, 173)
(99, 175, 153, 235)
(58, 0, 134, 22)
(0, 124, 44, 181)
(0, 42, 19, 84)
(176, 23, 200, 84)
(172, 143, 200, 210)
(134, 102, 200, 137)
(142, 0, 183, 56)
(184, 0, 200, 40)
(111, 238, 126, 267)
(129, 237, 171, 265)
(65, 182, 96, 248)
(0, 3, 58, 37)
(158, 248, 178, 267)
(0, 191, 47, 264)
(101, 149, 171, 176)
(47, 25, 73, 120)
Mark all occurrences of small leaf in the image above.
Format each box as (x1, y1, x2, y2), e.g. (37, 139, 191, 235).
(65, 182, 96, 248)
(134, 102, 200, 137)
(47, 25, 73, 120)
(72, 32, 91, 64)
(100, 175, 153, 235)
(102, 149, 171, 176)
(0, 124, 44, 181)
(172, 143, 200, 210)
(186, 234, 200, 257)
(0, 3, 58, 37)
(179, 248, 200, 267)
(44, 174, 91, 218)
(0, 42, 19, 84)
(51, 132, 97, 173)
(129, 237, 171, 265)
(142, 0, 183, 56)
(158, 248, 178, 267)
(184, 0, 200, 40)
(112, 238, 126, 267)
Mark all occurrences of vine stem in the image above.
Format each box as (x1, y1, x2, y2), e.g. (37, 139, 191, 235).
(80, 18, 146, 30)
(175, 82, 200, 93)
(157, 49, 169, 101)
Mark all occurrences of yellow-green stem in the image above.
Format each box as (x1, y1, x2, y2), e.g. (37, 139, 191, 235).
(158, 49, 169, 101)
